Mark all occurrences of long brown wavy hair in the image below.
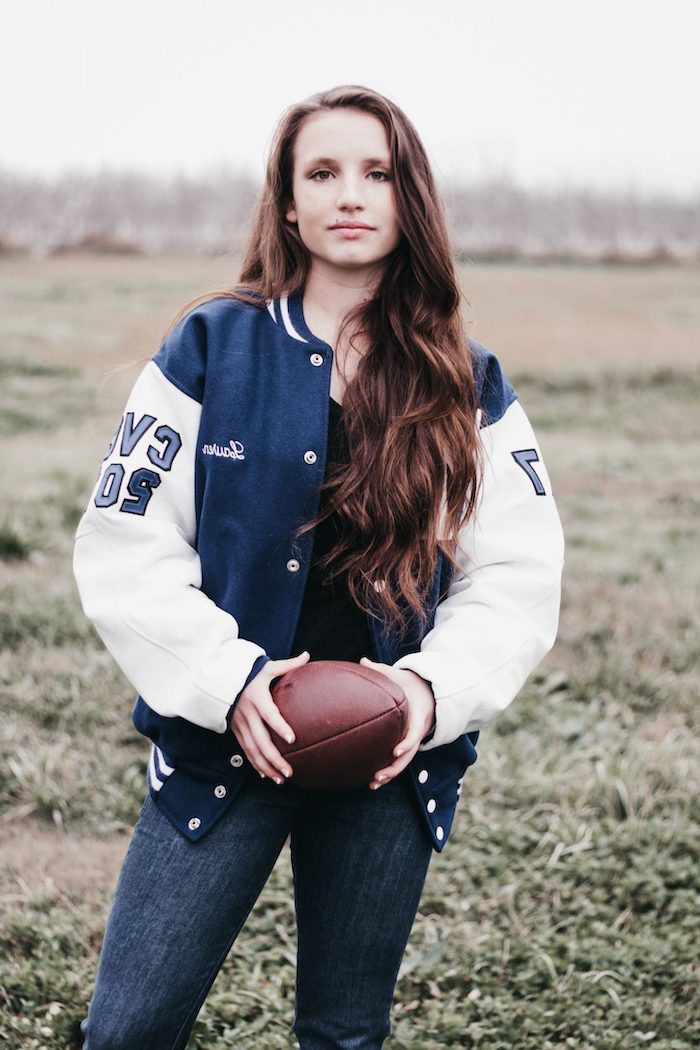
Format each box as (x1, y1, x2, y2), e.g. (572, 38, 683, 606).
(167, 85, 482, 634)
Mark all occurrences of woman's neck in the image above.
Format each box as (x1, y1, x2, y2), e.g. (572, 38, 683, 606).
(302, 266, 377, 349)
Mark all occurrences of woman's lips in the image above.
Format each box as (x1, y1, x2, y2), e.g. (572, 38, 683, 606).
(330, 226, 373, 239)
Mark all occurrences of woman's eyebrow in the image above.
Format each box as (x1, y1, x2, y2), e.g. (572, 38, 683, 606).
(304, 155, 391, 169)
(303, 157, 337, 169)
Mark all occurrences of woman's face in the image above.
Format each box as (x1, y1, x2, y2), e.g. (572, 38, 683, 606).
(286, 108, 402, 282)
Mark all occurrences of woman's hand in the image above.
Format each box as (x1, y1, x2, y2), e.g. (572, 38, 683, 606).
(359, 656, 436, 790)
(230, 651, 310, 784)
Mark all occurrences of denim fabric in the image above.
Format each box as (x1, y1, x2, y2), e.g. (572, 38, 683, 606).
(81, 770, 433, 1050)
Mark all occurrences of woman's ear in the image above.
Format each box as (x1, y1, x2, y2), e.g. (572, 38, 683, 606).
(286, 202, 297, 224)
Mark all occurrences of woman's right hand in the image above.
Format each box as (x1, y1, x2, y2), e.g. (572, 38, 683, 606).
(230, 650, 310, 784)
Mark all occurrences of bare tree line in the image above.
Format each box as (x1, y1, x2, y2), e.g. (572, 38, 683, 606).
(1, 167, 698, 262)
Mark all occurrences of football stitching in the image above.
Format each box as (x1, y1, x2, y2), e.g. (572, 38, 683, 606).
(301, 662, 406, 712)
(278, 706, 406, 758)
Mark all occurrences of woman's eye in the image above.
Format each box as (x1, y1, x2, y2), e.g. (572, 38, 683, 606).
(369, 170, 391, 182)
(310, 170, 332, 181)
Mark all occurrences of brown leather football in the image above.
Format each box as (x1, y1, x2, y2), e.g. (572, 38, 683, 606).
(269, 660, 408, 790)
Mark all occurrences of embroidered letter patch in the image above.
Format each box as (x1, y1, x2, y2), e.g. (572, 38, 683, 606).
(201, 439, 246, 461)
(94, 412, 182, 516)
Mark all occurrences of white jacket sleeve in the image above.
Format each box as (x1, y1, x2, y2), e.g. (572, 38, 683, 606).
(393, 399, 565, 749)
(73, 360, 267, 733)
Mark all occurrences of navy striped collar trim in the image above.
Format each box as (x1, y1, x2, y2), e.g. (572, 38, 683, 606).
(266, 291, 329, 348)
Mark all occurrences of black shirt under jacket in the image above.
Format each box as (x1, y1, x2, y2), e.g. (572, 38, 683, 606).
(291, 397, 377, 663)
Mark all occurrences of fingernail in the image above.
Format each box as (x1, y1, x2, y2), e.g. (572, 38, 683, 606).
(284, 769, 292, 778)
(376, 774, 386, 782)
(286, 734, 294, 744)
(394, 748, 404, 757)
(370, 783, 381, 791)
(259, 772, 266, 779)
(275, 777, 283, 785)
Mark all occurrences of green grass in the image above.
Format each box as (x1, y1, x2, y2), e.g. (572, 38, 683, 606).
(0, 524, 31, 561)
(0, 260, 698, 1048)
(0, 356, 93, 437)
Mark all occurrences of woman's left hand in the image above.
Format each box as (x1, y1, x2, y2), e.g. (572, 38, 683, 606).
(359, 657, 436, 790)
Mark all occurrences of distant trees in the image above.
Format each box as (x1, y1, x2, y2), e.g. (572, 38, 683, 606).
(444, 179, 700, 263)
(1, 167, 698, 262)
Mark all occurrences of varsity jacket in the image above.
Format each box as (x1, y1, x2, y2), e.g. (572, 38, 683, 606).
(73, 291, 565, 852)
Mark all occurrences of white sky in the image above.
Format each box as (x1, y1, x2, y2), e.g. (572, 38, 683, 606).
(3, 0, 699, 197)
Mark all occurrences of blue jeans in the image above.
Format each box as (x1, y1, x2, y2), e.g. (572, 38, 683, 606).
(81, 769, 433, 1050)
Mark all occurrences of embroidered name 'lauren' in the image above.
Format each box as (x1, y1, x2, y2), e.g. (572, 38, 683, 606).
(202, 440, 246, 460)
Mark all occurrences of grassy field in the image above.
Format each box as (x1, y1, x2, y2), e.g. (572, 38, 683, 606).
(1, 255, 698, 1049)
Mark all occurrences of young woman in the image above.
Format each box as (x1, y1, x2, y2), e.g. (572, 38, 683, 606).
(74, 85, 564, 1050)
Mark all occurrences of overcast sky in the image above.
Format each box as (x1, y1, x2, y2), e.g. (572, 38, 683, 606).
(3, 0, 698, 197)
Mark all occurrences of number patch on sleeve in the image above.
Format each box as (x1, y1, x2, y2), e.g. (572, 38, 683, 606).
(511, 449, 546, 495)
(93, 411, 182, 515)
(120, 468, 162, 515)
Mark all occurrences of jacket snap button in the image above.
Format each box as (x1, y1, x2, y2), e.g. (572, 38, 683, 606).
(214, 784, 227, 799)
(436, 825, 444, 841)
(287, 559, 300, 572)
(427, 798, 436, 813)
(304, 450, 317, 464)
(310, 353, 324, 366)
(230, 754, 244, 768)
(418, 770, 429, 784)
(188, 816, 201, 831)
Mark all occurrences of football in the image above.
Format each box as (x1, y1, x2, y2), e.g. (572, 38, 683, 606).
(269, 660, 408, 790)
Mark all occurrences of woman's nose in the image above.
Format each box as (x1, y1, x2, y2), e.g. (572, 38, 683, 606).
(335, 176, 364, 210)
